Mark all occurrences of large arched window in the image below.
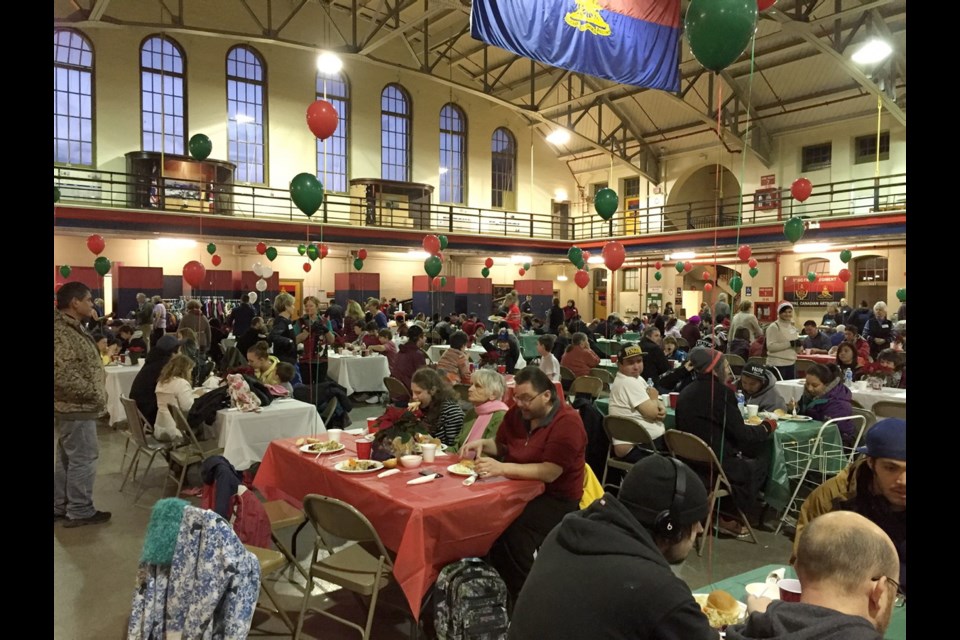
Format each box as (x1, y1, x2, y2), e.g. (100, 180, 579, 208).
(439, 104, 466, 204)
(316, 71, 349, 193)
(227, 46, 267, 184)
(54, 29, 94, 166)
(140, 35, 186, 155)
(491, 127, 516, 209)
(381, 84, 411, 182)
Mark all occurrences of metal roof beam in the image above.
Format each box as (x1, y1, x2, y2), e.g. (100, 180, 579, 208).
(360, 4, 447, 55)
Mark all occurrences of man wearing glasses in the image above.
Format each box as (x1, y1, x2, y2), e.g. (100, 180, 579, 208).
(731, 511, 902, 639)
(460, 367, 586, 602)
(792, 418, 906, 595)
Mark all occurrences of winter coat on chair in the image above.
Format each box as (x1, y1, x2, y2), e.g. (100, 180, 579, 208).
(293, 380, 354, 429)
(573, 396, 608, 481)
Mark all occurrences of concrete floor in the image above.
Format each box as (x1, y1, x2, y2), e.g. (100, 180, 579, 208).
(54, 402, 797, 639)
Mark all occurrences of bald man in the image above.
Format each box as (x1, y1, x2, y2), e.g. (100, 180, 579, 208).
(728, 512, 900, 640)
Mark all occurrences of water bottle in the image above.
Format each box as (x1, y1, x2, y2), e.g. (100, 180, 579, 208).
(736, 390, 746, 417)
(844, 368, 854, 387)
(647, 377, 655, 390)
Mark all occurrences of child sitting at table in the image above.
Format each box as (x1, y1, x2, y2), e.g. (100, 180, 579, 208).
(246, 340, 280, 385)
(275, 362, 296, 395)
(437, 331, 472, 384)
(154, 354, 196, 442)
(93, 331, 119, 365)
(537, 334, 561, 383)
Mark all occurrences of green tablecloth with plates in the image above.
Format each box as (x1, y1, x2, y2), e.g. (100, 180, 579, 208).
(694, 564, 905, 640)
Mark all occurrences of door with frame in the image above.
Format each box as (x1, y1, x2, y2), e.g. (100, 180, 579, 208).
(279, 280, 303, 321)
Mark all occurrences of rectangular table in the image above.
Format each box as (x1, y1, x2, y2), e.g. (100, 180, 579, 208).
(254, 435, 544, 618)
(326, 353, 391, 396)
(212, 398, 322, 470)
(775, 378, 906, 412)
(694, 564, 905, 640)
(104, 361, 145, 425)
(518, 334, 540, 360)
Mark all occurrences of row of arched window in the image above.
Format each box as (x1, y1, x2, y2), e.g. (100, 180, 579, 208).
(54, 29, 517, 205)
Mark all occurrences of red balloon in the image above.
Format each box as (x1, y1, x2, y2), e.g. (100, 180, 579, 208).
(582, 251, 591, 262)
(432, 276, 442, 288)
(211, 254, 222, 267)
(737, 245, 752, 261)
(358, 248, 368, 261)
(256, 242, 267, 255)
(182, 260, 206, 288)
(484, 257, 494, 269)
(704, 283, 714, 292)
(748, 258, 759, 269)
(683, 262, 693, 272)
(701, 271, 711, 281)
(422, 235, 441, 255)
(319, 243, 329, 259)
(791, 177, 813, 203)
(86, 234, 105, 256)
(654, 261, 662, 271)
(306, 99, 339, 141)
(518, 268, 526, 277)
(574, 269, 590, 289)
(758, 0, 777, 11)
(303, 262, 312, 273)
(838, 268, 851, 283)
(601, 241, 625, 272)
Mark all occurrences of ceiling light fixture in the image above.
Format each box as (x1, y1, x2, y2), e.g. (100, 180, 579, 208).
(666, 251, 696, 260)
(587, 256, 603, 264)
(154, 238, 198, 248)
(557, 274, 569, 282)
(793, 243, 833, 253)
(851, 38, 892, 65)
(545, 129, 571, 145)
(316, 51, 343, 75)
(510, 255, 533, 264)
(407, 250, 431, 259)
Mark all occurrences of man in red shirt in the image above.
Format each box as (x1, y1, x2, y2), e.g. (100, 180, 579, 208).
(461, 367, 587, 600)
(560, 332, 601, 378)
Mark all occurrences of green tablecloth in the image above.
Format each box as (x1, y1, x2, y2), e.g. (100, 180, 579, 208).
(592, 398, 843, 512)
(621, 332, 640, 341)
(518, 334, 540, 360)
(694, 564, 905, 640)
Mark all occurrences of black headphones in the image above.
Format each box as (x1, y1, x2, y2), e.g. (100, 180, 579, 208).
(654, 458, 687, 540)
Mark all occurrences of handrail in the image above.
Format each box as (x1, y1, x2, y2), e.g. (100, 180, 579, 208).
(53, 166, 906, 242)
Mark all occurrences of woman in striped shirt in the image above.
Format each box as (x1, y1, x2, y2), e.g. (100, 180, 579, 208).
(411, 367, 465, 447)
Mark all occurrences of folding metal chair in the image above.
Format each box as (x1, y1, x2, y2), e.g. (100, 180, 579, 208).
(245, 544, 296, 632)
(568, 375, 603, 402)
(795, 358, 816, 378)
(725, 354, 746, 376)
(872, 400, 906, 420)
(383, 376, 410, 405)
(118, 396, 173, 501)
(166, 404, 224, 497)
(600, 415, 659, 491)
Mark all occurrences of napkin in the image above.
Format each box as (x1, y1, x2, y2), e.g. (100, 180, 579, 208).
(406, 474, 440, 485)
(766, 568, 786, 584)
(377, 469, 401, 479)
(344, 428, 366, 436)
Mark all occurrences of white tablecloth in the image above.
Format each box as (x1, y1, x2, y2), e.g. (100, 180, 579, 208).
(774, 379, 907, 412)
(327, 353, 390, 396)
(104, 361, 145, 425)
(213, 398, 323, 470)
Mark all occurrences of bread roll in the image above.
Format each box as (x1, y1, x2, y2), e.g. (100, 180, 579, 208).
(383, 458, 398, 469)
(706, 590, 738, 616)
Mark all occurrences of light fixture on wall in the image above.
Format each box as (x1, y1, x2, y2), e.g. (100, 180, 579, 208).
(587, 256, 603, 265)
(510, 255, 533, 264)
(851, 38, 893, 65)
(557, 274, 569, 282)
(666, 251, 696, 260)
(554, 188, 568, 201)
(793, 243, 833, 253)
(407, 250, 431, 259)
(316, 51, 343, 74)
(545, 129, 571, 145)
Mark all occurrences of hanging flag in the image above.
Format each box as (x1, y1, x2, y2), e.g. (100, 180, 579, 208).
(470, 0, 681, 91)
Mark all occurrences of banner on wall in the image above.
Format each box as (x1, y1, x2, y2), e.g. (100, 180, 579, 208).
(782, 275, 845, 307)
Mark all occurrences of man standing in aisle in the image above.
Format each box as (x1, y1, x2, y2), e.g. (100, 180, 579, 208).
(135, 292, 154, 351)
(151, 295, 167, 346)
(54, 282, 111, 527)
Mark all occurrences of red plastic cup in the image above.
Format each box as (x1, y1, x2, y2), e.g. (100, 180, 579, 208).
(778, 579, 802, 602)
(355, 439, 372, 460)
(669, 392, 679, 409)
(497, 365, 507, 374)
(610, 355, 618, 364)
(366, 417, 379, 434)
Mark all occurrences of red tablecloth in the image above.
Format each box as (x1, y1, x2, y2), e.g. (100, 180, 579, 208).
(502, 378, 565, 407)
(797, 353, 836, 366)
(253, 435, 544, 619)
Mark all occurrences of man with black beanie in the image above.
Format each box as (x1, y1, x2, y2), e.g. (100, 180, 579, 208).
(509, 456, 716, 639)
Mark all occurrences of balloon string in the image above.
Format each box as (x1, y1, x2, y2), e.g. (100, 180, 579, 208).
(735, 31, 758, 249)
(712, 76, 722, 316)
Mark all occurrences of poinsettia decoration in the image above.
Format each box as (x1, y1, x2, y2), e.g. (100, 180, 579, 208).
(479, 350, 501, 367)
(370, 406, 428, 459)
(858, 361, 895, 377)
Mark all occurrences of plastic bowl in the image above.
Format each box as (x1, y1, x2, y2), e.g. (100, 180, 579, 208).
(400, 454, 423, 469)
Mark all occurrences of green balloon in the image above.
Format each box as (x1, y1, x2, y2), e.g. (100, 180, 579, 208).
(729, 275, 743, 293)
(94, 256, 112, 276)
(265, 247, 278, 261)
(188, 133, 212, 161)
(481, 267, 490, 278)
(654, 271, 662, 281)
(839, 249, 852, 263)
(675, 261, 685, 274)
(807, 272, 817, 283)
(206, 242, 217, 255)
(297, 244, 307, 256)
(567, 246, 582, 265)
(685, 0, 758, 72)
(59, 265, 72, 278)
(54, 186, 61, 203)
(440, 276, 447, 287)
(594, 188, 619, 220)
(749, 267, 760, 278)
(354, 258, 364, 271)
(424, 256, 442, 278)
(784, 216, 805, 243)
(523, 262, 531, 271)
(896, 288, 906, 303)
(306, 244, 319, 261)
(438, 235, 449, 250)
(289, 172, 325, 217)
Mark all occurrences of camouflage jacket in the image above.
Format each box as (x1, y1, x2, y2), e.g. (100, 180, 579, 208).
(54, 309, 107, 418)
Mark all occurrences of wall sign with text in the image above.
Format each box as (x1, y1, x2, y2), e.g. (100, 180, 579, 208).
(782, 275, 845, 306)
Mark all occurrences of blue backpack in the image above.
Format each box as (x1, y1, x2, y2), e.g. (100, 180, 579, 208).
(434, 557, 509, 640)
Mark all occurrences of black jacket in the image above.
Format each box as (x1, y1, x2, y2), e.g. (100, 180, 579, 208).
(270, 315, 298, 364)
(726, 601, 881, 640)
(862, 315, 894, 358)
(509, 495, 716, 640)
(293, 381, 354, 429)
(548, 305, 565, 334)
(573, 397, 607, 480)
(480, 334, 519, 374)
(236, 327, 268, 357)
(228, 303, 256, 336)
(129, 350, 174, 425)
(200, 456, 243, 520)
(640, 338, 672, 381)
(656, 363, 696, 394)
(675, 375, 770, 460)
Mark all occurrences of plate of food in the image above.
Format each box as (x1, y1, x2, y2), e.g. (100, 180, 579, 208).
(779, 414, 813, 422)
(334, 459, 384, 473)
(298, 441, 346, 454)
(693, 590, 747, 629)
(744, 416, 763, 426)
(447, 459, 477, 476)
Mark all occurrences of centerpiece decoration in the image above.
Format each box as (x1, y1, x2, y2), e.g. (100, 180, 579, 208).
(858, 361, 894, 390)
(370, 406, 430, 459)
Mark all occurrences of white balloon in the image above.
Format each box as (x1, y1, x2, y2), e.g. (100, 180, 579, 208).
(261, 266, 274, 279)
(252, 262, 263, 276)
(248, 292, 258, 304)
(255, 278, 267, 292)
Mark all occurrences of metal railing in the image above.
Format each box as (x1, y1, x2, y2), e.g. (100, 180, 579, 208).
(53, 166, 906, 241)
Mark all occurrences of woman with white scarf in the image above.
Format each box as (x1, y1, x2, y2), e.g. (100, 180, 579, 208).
(765, 301, 801, 379)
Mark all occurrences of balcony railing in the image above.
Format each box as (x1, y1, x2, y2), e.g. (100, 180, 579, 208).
(53, 167, 905, 242)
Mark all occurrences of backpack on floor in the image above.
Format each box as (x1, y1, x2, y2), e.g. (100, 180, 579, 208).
(434, 557, 509, 640)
